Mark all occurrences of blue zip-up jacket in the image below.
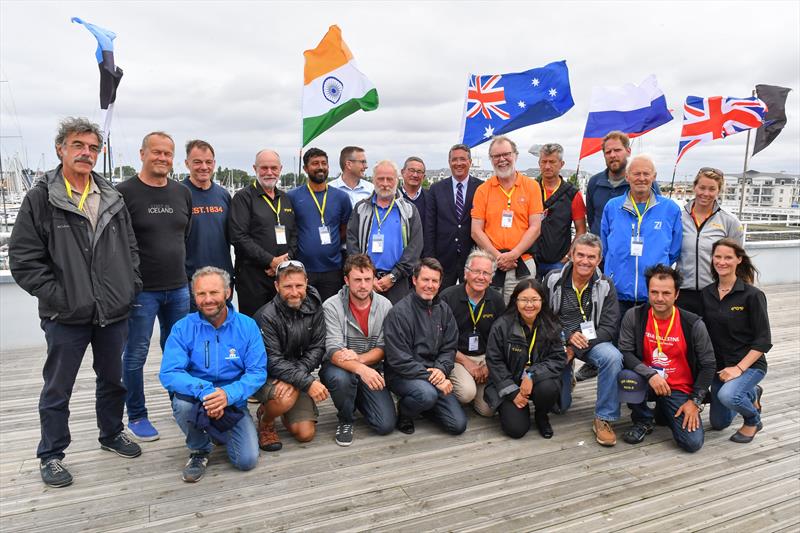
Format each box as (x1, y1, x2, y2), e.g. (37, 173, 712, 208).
(159, 304, 267, 409)
(586, 169, 660, 235)
(600, 191, 681, 302)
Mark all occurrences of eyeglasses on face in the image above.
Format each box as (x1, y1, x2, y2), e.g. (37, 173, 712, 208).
(489, 151, 515, 161)
(465, 266, 494, 278)
(404, 168, 425, 175)
(517, 297, 542, 306)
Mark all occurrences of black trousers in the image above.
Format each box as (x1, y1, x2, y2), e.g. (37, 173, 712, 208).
(308, 269, 344, 303)
(38, 319, 128, 460)
(236, 264, 276, 317)
(497, 378, 559, 439)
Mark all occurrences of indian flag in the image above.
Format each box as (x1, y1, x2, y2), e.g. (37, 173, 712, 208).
(302, 25, 379, 147)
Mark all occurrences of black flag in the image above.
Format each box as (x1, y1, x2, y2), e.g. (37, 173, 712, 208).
(753, 84, 791, 156)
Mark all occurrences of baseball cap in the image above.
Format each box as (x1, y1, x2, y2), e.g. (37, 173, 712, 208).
(618, 369, 647, 404)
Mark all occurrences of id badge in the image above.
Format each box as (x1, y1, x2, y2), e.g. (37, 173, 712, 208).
(468, 335, 480, 352)
(630, 236, 644, 256)
(580, 321, 597, 340)
(501, 209, 514, 228)
(371, 232, 384, 253)
(318, 226, 331, 245)
(275, 225, 287, 245)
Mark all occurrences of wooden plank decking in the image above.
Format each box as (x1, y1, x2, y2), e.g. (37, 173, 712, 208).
(1, 284, 798, 532)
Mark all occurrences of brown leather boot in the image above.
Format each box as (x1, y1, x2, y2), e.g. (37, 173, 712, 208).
(256, 405, 282, 452)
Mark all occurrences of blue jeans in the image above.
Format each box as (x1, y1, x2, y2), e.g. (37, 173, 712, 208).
(389, 377, 467, 435)
(710, 369, 765, 429)
(560, 342, 623, 421)
(320, 363, 396, 434)
(630, 390, 705, 453)
(171, 396, 259, 470)
(123, 286, 190, 420)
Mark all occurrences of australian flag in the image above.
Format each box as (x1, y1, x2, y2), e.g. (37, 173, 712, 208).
(71, 17, 123, 136)
(460, 60, 574, 148)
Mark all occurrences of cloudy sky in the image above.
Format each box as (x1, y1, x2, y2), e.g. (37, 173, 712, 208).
(1, 1, 798, 181)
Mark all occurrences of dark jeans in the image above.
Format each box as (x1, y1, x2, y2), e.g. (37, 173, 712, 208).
(710, 370, 765, 429)
(498, 378, 559, 439)
(390, 377, 467, 435)
(629, 390, 705, 453)
(320, 363, 396, 434)
(378, 273, 410, 304)
(308, 269, 344, 304)
(38, 319, 128, 460)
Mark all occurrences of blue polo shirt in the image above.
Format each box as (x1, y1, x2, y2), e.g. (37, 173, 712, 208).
(368, 197, 404, 272)
(287, 184, 352, 273)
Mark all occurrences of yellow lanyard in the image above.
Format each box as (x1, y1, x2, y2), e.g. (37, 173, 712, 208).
(543, 179, 561, 202)
(467, 300, 485, 332)
(651, 307, 676, 354)
(574, 282, 589, 322)
(526, 326, 538, 366)
(373, 198, 396, 232)
(499, 184, 516, 208)
(254, 181, 281, 225)
(65, 177, 91, 212)
(629, 193, 651, 236)
(307, 183, 328, 225)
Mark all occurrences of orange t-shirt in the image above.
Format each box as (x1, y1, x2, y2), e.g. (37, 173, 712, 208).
(471, 172, 544, 254)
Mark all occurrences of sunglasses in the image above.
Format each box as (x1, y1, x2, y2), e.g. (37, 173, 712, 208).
(276, 260, 306, 273)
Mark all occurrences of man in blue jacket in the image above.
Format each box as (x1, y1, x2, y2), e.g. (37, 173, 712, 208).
(601, 155, 681, 327)
(160, 267, 267, 483)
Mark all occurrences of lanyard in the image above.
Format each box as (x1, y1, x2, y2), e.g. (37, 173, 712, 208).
(467, 299, 486, 332)
(629, 193, 651, 235)
(254, 181, 281, 224)
(65, 177, 91, 212)
(690, 204, 708, 229)
(526, 326, 538, 366)
(651, 307, 676, 354)
(373, 198, 396, 232)
(574, 282, 589, 322)
(499, 184, 516, 208)
(307, 183, 328, 225)
(543, 179, 561, 202)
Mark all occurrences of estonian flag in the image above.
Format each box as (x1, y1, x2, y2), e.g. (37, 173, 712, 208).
(71, 17, 123, 138)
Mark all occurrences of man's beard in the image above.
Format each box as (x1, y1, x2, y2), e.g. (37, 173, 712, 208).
(309, 171, 327, 184)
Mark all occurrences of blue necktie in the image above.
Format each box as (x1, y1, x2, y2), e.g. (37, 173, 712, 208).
(455, 181, 464, 220)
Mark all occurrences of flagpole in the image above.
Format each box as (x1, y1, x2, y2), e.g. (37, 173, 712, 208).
(668, 164, 677, 199)
(738, 89, 756, 218)
(107, 133, 113, 183)
(102, 142, 108, 180)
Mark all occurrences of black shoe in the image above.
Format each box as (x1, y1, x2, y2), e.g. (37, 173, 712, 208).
(623, 421, 654, 444)
(40, 458, 73, 488)
(535, 413, 553, 439)
(182, 452, 209, 482)
(575, 363, 598, 382)
(754, 385, 763, 413)
(396, 415, 415, 435)
(730, 422, 763, 444)
(335, 423, 354, 446)
(100, 431, 142, 458)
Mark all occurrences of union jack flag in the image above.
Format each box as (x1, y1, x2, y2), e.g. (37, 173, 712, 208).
(676, 95, 767, 163)
(466, 75, 510, 120)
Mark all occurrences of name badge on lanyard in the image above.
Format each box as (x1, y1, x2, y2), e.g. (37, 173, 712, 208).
(501, 209, 514, 228)
(580, 321, 597, 340)
(371, 232, 384, 253)
(275, 225, 287, 245)
(468, 334, 480, 352)
(319, 226, 331, 245)
(630, 235, 644, 256)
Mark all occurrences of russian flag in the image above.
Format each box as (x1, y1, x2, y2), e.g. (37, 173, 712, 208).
(579, 75, 673, 159)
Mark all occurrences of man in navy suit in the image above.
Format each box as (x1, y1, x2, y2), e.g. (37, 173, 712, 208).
(424, 144, 482, 288)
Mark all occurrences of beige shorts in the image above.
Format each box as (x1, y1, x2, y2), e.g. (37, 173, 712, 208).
(254, 378, 319, 424)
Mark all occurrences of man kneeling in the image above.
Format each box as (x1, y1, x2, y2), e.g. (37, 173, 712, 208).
(160, 267, 266, 482)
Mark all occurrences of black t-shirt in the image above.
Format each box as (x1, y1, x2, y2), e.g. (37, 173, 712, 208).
(440, 284, 505, 356)
(117, 176, 192, 291)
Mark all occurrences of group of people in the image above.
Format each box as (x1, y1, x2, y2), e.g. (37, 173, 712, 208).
(9, 117, 772, 489)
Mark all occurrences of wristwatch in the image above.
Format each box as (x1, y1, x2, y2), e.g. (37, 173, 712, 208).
(691, 396, 704, 412)
(388, 272, 397, 283)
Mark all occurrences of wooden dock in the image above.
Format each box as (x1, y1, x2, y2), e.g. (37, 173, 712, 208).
(1, 284, 798, 532)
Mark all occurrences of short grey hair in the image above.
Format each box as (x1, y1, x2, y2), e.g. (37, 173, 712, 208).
(539, 143, 564, 160)
(570, 233, 603, 258)
(55, 117, 103, 148)
(141, 131, 175, 151)
(373, 159, 399, 177)
(628, 153, 656, 173)
(488, 135, 518, 156)
(465, 247, 497, 273)
(402, 156, 425, 170)
(191, 266, 231, 292)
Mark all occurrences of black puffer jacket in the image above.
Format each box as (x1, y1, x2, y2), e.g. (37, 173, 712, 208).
(10, 166, 141, 325)
(255, 286, 325, 392)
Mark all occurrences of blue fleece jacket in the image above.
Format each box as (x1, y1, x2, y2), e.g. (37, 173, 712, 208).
(159, 304, 267, 409)
(600, 191, 681, 303)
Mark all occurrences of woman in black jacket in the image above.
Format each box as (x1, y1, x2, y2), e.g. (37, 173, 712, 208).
(484, 279, 566, 439)
(702, 238, 772, 443)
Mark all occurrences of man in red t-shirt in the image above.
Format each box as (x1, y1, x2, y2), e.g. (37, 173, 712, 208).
(618, 264, 715, 452)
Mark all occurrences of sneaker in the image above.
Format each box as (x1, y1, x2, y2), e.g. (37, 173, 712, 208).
(247, 396, 260, 404)
(182, 452, 209, 483)
(396, 414, 415, 435)
(623, 421, 654, 444)
(534, 412, 553, 439)
(40, 458, 73, 488)
(256, 405, 282, 452)
(127, 418, 160, 441)
(100, 431, 142, 458)
(335, 423, 354, 447)
(593, 418, 617, 446)
(575, 363, 598, 382)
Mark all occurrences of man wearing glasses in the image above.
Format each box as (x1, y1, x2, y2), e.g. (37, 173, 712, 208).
(253, 260, 328, 451)
(399, 156, 428, 232)
(439, 248, 504, 417)
(330, 146, 374, 207)
(471, 135, 544, 303)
